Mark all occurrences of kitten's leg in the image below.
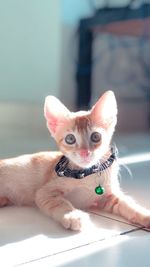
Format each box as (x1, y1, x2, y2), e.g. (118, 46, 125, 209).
(101, 193, 150, 227)
(35, 184, 90, 231)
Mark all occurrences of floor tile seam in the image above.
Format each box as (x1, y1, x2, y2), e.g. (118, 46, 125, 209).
(119, 227, 145, 235)
(13, 227, 146, 267)
(89, 211, 150, 233)
(140, 228, 150, 233)
(13, 230, 128, 267)
(12, 228, 150, 267)
(89, 211, 142, 228)
(12, 239, 106, 267)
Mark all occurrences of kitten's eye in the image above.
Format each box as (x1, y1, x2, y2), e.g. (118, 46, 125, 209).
(65, 134, 76, 145)
(91, 132, 101, 143)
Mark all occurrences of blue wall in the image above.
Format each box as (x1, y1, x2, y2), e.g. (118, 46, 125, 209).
(61, 0, 92, 25)
(0, 0, 61, 103)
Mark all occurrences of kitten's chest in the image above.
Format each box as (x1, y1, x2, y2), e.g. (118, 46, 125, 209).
(64, 172, 111, 209)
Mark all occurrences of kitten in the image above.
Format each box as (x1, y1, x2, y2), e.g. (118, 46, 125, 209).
(0, 91, 149, 231)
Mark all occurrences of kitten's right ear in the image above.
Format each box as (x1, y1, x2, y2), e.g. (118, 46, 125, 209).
(44, 96, 70, 136)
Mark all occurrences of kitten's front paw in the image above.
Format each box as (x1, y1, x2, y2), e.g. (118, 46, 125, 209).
(62, 210, 91, 231)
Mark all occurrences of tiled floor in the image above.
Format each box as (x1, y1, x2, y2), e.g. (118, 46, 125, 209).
(0, 133, 150, 267)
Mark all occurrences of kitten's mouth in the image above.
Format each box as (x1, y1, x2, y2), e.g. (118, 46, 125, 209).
(81, 157, 92, 164)
(78, 155, 96, 168)
(69, 151, 96, 168)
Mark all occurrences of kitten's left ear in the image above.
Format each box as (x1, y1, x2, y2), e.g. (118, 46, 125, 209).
(44, 96, 70, 136)
(91, 91, 117, 127)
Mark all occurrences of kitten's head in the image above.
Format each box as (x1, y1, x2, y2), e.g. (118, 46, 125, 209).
(44, 91, 117, 168)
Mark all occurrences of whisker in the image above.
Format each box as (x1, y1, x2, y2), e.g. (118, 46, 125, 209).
(119, 163, 132, 178)
(97, 159, 112, 185)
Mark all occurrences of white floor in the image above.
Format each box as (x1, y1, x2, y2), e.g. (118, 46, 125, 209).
(0, 133, 150, 267)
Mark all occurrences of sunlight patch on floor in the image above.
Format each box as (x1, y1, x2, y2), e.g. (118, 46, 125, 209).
(0, 226, 128, 267)
(25, 234, 129, 267)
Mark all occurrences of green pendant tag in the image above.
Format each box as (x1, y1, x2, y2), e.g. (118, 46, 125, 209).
(95, 185, 105, 195)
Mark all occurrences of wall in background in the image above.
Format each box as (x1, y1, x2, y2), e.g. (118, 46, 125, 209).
(0, 0, 146, 106)
(0, 0, 134, 106)
(0, 0, 148, 153)
(0, 0, 61, 103)
(0, 0, 62, 155)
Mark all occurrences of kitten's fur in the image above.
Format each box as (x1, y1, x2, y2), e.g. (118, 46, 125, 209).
(0, 91, 149, 231)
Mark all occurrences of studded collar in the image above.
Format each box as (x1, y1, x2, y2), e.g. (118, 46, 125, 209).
(55, 146, 117, 179)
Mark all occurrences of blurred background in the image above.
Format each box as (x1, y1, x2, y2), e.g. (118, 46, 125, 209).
(0, 0, 150, 158)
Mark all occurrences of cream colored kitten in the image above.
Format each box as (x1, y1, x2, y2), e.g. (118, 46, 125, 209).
(0, 91, 149, 231)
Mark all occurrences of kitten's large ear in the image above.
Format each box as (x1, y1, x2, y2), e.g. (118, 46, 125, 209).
(91, 91, 117, 127)
(44, 96, 70, 136)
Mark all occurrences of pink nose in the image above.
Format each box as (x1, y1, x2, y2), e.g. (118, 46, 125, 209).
(79, 149, 90, 158)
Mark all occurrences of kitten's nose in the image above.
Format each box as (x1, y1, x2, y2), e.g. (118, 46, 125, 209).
(79, 149, 90, 158)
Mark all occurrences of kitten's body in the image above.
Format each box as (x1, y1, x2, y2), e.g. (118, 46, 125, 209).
(0, 151, 116, 207)
(0, 91, 149, 231)
(0, 152, 62, 206)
